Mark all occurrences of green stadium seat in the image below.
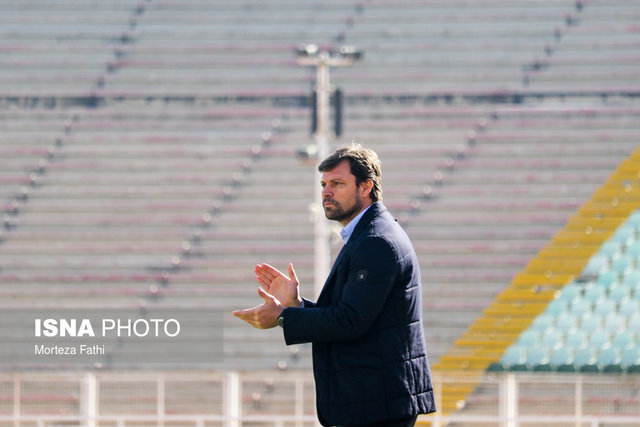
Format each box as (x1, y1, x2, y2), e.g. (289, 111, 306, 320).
(516, 329, 541, 347)
(584, 285, 606, 303)
(599, 241, 622, 260)
(556, 363, 577, 373)
(625, 212, 640, 230)
(580, 313, 604, 331)
(598, 347, 622, 373)
(501, 344, 527, 371)
(486, 361, 506, 372)
(608, 285, 631, 303)
(612, 331, 636, 351)
(549, 345, 575, 371)
(619, 299, 640, 317)
(545, 298, 569, 316)
(622, 270, 640, 287)
(533, 363, 553, 372)
(612, 226, 636, 247)
(597, 270, 619, 289)
(588, 329, 611, 348)
(593, 299, 616, 317)
(628, 314, 640, 333)
(566, 330, 588, 348)
(569, 298, 592, 317)
(603, 364, 624, 373)
(621, 347, 640, 371)
(610, 256, 633, 277)
(527, 347, 550, 371)
(624, 241, 640, 260)
(555, 312, 578, 334)
(558, 283, 582, 301)
(627, 365, 640, 374)
(530, 313, 555, 331)
(542, 328, 564, 350)
(604, 314, 626, 333)
(575, 347, 598, 372)
(583, 254, 608, 276)
(574, 346, 595, 365)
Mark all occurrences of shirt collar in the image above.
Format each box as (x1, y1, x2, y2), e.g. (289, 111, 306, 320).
(339, 205, 372, 245)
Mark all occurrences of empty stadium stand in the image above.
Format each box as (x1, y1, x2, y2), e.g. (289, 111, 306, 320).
(493, 207, 640, 374)
(1, 0, 639, 424)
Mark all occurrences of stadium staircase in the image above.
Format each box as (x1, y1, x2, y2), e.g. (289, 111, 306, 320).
(430, 145, 640, 417)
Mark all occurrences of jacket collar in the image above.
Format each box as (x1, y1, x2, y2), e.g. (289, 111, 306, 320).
(318, 202, 387, 303)
(347, 201, 386, 244)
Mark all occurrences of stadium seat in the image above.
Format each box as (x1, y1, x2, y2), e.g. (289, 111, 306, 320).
(610, 256, 634, 277)
(557, 283, 582, 301)
(486, 361, 506, 372)
(621, 347, 640, 372)
(549, 345, 575, 372)
(500, 344, 528, 371)
(565, 330, 588, 348)
(628, 314, 640, 333)
(582, 254, 608, 277)
(584, 285, 607, 303)
(612, 226, 636, 247)
(588, 329, 611, 349)
(604, 314, 627, 333)
(554, 312, 577, 334)
(530, 313, 555, 331)
(598, 347, 622, 373)
(597, 270, 619, 289)
(619, 299, 640, 317)
(626, 212, 640, 230)
(527, 346, 551, 371)
(541, 328, 564, 350)
(612, 331, 636, 351)
(625, 241, 640, 260)
(608, 285, 631, 304)
(599, 241, 622, 260)
(580, 313, 604, 331)
(574, 347, 598, 372)
(516, 329, 541, 347)
(593, 299, 616, 317)
(569, 298, 592, 317)
(545, 298, 569, 315)
(622, 270, 640, 287)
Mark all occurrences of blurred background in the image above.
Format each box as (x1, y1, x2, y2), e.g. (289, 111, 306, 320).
(0, 0, 639, 425)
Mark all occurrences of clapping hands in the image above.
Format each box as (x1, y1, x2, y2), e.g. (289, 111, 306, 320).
(232, 263, 302, 329)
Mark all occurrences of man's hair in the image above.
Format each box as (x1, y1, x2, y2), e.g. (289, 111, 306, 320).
(318, 143, 383, 202)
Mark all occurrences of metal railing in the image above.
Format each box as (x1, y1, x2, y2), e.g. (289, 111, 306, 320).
(0, 370, 638, 426)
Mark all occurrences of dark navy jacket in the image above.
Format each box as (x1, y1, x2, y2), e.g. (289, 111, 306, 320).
(281, 202, 436, 426)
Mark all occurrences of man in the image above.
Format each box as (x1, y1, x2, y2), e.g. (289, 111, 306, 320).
(233, 144, 436, 426)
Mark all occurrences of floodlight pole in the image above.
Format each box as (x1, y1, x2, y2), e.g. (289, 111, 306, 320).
(312, 53, 331, 300)
(297, 47, 360, 299)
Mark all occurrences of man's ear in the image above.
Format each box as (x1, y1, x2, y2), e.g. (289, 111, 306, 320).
(360, 179, 373, 198)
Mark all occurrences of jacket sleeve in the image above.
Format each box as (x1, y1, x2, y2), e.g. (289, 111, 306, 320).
(281, 236, 398, 345)
(301, 298, 316, 308)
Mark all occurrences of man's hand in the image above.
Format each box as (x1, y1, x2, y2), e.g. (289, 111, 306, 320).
(255, 263, 302, 308)
(232, 287, 284, 329)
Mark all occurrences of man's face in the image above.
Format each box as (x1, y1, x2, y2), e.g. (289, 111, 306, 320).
(321, 160, 371, 226)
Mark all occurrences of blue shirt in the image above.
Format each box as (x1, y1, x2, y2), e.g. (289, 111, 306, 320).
(340, 205, 372, 245)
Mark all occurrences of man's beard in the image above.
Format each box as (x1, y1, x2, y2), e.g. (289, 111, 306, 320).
(323, 197, 363, 224)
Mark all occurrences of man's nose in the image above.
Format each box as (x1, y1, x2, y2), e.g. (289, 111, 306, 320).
(322, 186, 332, 198)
